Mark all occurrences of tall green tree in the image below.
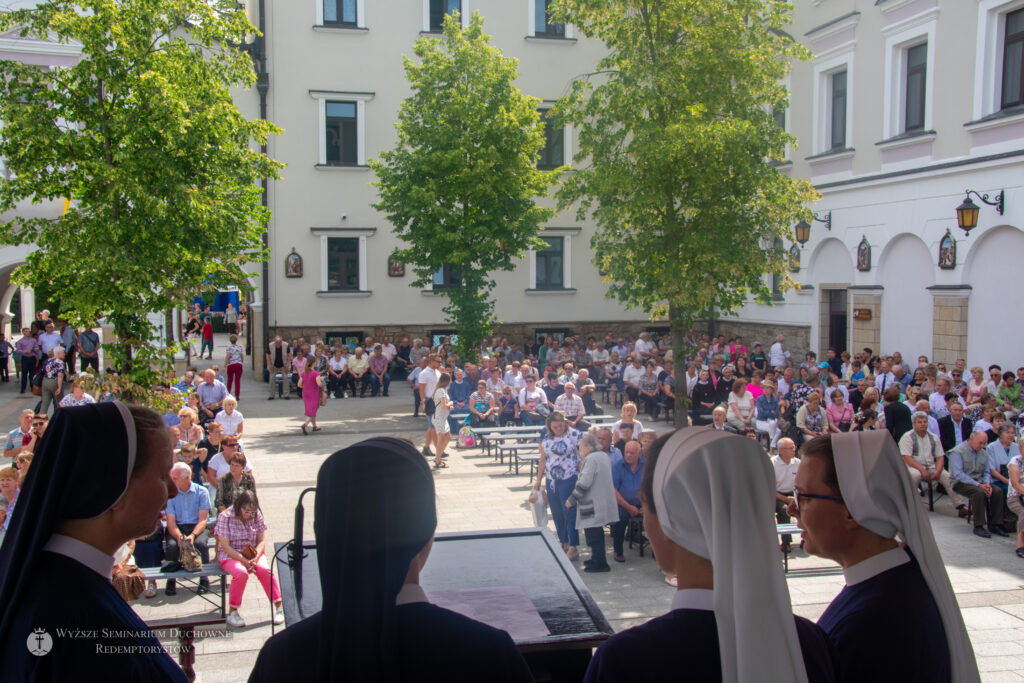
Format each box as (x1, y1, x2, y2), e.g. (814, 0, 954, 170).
(372, 11, 560, 362)
(0, 0, 281, 401)
(553, 0, 818, 424)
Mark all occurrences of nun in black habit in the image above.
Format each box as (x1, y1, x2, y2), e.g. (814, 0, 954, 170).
(0, 402, 188, 682)
(249, 437, 533, 682)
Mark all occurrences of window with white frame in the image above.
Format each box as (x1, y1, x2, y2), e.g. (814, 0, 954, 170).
(880, 9, 936, 141)
(310, 90, 373, 167)
(424, 0, 469, 32)
(314, 228, 373, 293)
(318, 0, 364, 27)
(828, 70, 847, 151)
(1004, 7, 1024, 109)
(811, 46, 854, 156)
(534, 0, 564, 37)
(527, 0, 573, 38)
(528, 231, 574, 291)
(537, 109, 564, 169)
(972, 0, 1024, 120)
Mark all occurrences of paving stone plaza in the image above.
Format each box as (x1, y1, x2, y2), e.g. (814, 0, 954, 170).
(3, 341, 1016, 681)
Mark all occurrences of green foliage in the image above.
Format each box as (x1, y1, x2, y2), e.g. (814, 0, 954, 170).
(372, 11, 560, 363)
(552, 0, 818, 421)
(0, 0, 281, 392)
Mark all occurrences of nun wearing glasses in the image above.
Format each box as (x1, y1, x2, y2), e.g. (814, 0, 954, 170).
(584, 427, 838, 683)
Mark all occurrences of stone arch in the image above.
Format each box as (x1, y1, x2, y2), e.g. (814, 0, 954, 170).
(963, 225, 1024, 368)
(877, 233, 933, 358)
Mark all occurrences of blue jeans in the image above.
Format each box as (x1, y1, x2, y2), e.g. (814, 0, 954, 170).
(370, 373, 390, 396)
(547, 476, 579, 547)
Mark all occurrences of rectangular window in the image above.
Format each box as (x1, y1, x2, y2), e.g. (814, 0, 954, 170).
(904, 43, 927, 131)
(536, 237, 564, 290)
(429, 0, 461, 32)
(323, 0, 356, 25)
(432, 264, 461, 289)
(327, 237, 359, 291)
(830, 70, 847, 150)
(325, 101, 357, 165)
(772, 107, 786, 132)
(537, 110, 564, 170)
(1003, 8, 1024, 109)
(534, 0, 564, 37)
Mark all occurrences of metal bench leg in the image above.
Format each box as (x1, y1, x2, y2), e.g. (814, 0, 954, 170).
(221, 574, 226, 618)
(514, 454, 520, 475)
(928, 482, 934, 512)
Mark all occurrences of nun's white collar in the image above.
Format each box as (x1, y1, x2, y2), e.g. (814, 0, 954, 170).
(670, 588, 714, 612)
(842, 546, 909, 587)
(43, 534, 115, 581)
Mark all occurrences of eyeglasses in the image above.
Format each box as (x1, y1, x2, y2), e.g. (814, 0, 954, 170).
(793, 491, 844, 509)
(223, 443, 238, 448)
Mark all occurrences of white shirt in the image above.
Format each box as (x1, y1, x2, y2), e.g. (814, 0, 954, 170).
(214, 409, 244, 436)
(670, 588, 714, 612)
(778, 377, 792, 397)
(635, 339, 655, 355)
(843, 546, 910, 586)
(898, 430, 939, 469)
(875, 372, 896, 393)
(44, 534, 115, 580)
(38, 331, 62, 354)
(418, 367, 439, 399)
(208, 452, 253, 480)
(381, 343, 397, 361)
(328, 356, 348, 372)
(770, 455, 800, 494)
(622, 364, 645, 388)
(928, 391, 962, 419)
(518, 387, 545, 410)
(590, 348, 610, 364)
(769, 342, 787, 368)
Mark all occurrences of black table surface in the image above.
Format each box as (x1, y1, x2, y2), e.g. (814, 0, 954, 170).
(272, 527, 613, 651)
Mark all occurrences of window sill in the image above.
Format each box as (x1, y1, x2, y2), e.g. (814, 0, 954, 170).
(769, 159, 793, 170)
(316, 290, 372, 297)
(806, 148, 855, 165)
(525, 288, 577, 295)
(315, 164, 371, 171)
(525, 35, 577, 43)
(964, 106, 1024, 133)
(312, 25, 368, 34)
(875, 130, 935, 151)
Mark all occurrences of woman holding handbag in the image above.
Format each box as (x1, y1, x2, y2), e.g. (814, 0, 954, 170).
(213, 490, 284, 628)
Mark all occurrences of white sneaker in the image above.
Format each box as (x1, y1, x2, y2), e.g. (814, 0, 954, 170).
(273, 606, 285, 625)
(226, 611, 246, 628)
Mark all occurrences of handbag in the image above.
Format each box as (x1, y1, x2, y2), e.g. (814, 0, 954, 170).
(424, 398, 436, 416)
(112, 565, 146, 602)
(241, 544, 257, 560)
(179, 536, 203, 572)
(31, 368, 43, 396)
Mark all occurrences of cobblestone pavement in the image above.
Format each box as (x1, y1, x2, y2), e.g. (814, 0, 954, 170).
(3, 351, 1023, 682)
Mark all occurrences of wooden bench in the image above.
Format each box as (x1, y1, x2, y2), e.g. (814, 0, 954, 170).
(146, 615, 226, 682)
(140, 563, 228, 617)
(585, 414, 617, 426)
(494, 443, 541, 480)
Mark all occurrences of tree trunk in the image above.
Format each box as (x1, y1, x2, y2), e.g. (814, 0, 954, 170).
(670, 303, 689, 428)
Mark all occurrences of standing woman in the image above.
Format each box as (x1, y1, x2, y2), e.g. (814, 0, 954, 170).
(566, 432, 618, 573)
(224, 334, 245, 399)
(298, 362, 323, 435)
(533, 411, 584, 560)
(431, 372, 454, 469)
(0, 403, 188, 680)
(39, 347, 68, 415)
(15, 327, 39, 395)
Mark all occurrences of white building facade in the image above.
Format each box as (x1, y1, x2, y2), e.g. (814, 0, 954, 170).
(730, 0, 1024, 371)
(247, 0, 651, 371)
(249, 0, 1024, 373)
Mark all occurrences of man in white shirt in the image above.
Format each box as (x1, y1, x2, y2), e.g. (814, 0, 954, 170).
(771, 438, 799, 551)
(874, 360, 896, 394)
(777, 367, 794, 398)
(621, 356, 645, 403)
(899, 412, 967, 516)
(768, 334, 789, 369)
(418, 354, 441, 459)
(634, 332, 655, 359)
(590, 341, 610, 369)
(928, 375, 962, 419)
(37, 322, 62, 355)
